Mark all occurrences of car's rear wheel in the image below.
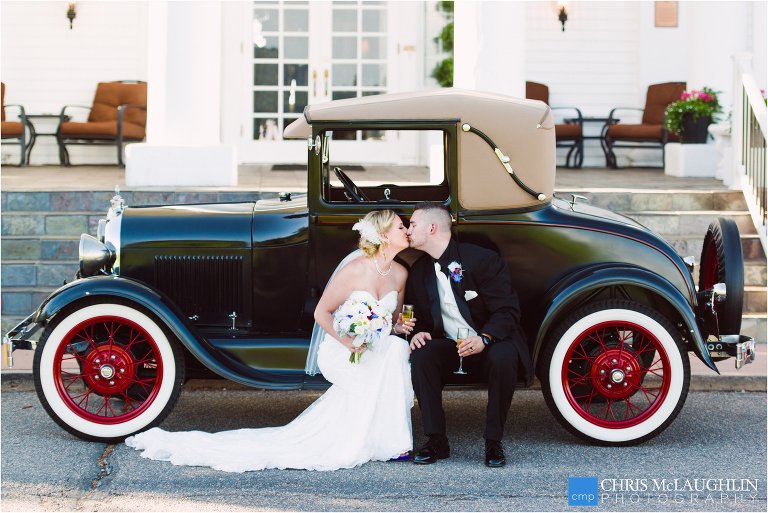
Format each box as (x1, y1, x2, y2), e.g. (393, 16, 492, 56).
(34, 301, 184, 442)
(541, 299, 689, 446)
(698, 217, 744, 334)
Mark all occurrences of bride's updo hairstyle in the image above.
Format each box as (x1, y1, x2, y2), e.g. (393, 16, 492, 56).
(354, 210, 397, 257)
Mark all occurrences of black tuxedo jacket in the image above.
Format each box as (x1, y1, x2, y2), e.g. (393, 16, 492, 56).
(405, 239, 533, 386)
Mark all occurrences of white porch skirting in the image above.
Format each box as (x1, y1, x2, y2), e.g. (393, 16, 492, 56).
(125, 144, 237, 187)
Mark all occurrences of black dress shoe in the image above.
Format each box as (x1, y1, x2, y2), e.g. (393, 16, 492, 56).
(484, 440, 506, 468)
(412, 436, 450, 465)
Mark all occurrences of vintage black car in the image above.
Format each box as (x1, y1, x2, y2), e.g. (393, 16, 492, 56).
(4, 89, 755, 446)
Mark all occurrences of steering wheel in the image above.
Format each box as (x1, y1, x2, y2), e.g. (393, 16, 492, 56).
(334, 166, 368, 202)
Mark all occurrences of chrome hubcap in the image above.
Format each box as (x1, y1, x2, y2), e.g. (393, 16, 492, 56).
(100, 364, 115, 380)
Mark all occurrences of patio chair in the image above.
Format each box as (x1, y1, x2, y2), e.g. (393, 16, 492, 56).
(57, 81, 147, 166)
(1, 82, 28, 166)
(526, 81, 584, 168)
(602, 81, 686, 168)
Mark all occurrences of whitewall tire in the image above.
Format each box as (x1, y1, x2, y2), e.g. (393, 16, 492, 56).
(34, 301, 184, 442)
(541, 300, 690, 446)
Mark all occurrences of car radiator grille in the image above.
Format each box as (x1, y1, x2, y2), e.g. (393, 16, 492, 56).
(154, 255, 243, 322)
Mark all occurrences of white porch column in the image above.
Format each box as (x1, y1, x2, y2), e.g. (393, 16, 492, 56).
(454, 1, 525, 98)
(126, 1, 236, 187)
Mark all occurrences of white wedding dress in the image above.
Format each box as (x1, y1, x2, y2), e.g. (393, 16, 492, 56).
(126, 290, 414, 472)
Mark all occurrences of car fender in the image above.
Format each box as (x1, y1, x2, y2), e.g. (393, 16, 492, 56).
(34, 275, 304, 389)
(533, 264, 716, 372)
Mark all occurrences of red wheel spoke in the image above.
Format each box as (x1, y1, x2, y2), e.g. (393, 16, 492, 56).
(63, 376, 84, 391)
(119, 391, 138, 411)
(623, 397, 643, 418)
(573, 344, 594, 362)
(95, 396, 113, 417)
(130, 377, 157, 391)
(125, 328, 147, 349)
(568, 374, 591, 387)
(132, 356, 155, 365)
(104, 398, 118, 417)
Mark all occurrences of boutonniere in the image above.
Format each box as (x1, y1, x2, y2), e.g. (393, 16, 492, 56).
(447, 261, 464, 283)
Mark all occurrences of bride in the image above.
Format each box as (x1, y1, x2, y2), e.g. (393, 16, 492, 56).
(126, 209, 416, 472)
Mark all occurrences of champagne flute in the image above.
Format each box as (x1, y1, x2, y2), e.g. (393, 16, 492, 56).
(454, 328, 469, 375)
(401, 305, 414, 340)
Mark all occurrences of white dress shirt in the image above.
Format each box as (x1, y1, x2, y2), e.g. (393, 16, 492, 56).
(435, 262, 476, 341)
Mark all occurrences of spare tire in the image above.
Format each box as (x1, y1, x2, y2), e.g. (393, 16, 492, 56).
(698, 217, 744, 334)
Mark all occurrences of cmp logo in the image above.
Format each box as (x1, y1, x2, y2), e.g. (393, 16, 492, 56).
(568, 477, 599, 506)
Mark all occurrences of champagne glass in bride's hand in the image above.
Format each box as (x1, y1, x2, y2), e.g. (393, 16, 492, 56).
(401, 305, 414, 340)
(454, 328, 469, 375)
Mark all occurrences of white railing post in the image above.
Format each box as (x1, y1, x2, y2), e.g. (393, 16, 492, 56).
(730, 53, 751, 189)
(731, 53, 768, 253)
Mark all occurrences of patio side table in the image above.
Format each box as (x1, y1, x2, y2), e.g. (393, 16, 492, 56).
(564, 117, 618, 167)
(25, 114, 70, 163)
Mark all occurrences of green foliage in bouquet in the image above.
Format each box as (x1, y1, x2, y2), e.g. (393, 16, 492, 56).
(664, 87, 722, 136)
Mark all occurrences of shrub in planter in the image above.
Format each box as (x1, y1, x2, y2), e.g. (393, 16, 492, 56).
(664, 87, 722, 144)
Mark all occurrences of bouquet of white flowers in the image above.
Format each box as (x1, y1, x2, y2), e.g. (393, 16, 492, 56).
(333, 298, 393, 363)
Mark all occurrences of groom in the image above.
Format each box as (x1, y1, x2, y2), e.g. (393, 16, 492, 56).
(405, 202, 533, 467)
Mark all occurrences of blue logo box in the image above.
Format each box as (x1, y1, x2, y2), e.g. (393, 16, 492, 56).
(568, 477, 599, 506)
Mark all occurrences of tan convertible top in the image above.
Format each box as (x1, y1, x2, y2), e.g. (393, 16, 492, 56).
(284, 88, 555, 210)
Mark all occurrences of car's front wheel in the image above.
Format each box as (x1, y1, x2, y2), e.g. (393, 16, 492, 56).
(541, 299, 689, 446)
(34, 300, 184, 442)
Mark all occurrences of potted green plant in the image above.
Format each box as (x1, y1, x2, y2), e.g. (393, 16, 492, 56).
(664, 87, 722, 144)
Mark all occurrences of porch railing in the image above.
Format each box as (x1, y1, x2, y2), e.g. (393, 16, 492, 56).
(732, 53, 767, 252)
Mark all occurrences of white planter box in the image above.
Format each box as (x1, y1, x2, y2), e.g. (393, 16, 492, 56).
(664, 142, 717, 177)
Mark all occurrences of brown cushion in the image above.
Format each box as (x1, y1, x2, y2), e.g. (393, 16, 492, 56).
(555, 123, 581, 139)
(642, 82, 686, 124)
(606, 123, 671, 141)
(1, 120, 23, 137)
(59, 120, 145, 140)
(88, 82, 147, 127)
(525, 81, 549, 104)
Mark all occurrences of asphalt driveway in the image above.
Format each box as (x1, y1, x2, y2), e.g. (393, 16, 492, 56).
(1, 385, 766, 511)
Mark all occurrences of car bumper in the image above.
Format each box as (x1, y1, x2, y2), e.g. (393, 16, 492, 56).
(706, 335, 756, 369)
(2, 313, 41, 369)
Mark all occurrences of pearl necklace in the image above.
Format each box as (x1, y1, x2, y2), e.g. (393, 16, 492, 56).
(374, 256, 392, 277)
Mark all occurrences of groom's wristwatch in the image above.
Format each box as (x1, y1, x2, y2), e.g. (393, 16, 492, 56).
(480, 334, 492, 346)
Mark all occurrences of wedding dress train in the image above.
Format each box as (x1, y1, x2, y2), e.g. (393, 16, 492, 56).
(126, 290, 414, 472)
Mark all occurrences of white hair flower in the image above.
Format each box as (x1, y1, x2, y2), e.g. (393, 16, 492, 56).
(352, 219, 382, 245)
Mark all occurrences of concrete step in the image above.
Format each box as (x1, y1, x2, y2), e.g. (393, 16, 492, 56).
(742, 314, 767, 343)
(744, 287, 767, 314)
(666, 234, 765, 261)
(555, 190, 747, 212)
(623, 211, 757, 236)
(687, 262, 767, 287)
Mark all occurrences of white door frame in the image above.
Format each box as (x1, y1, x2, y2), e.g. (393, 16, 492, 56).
(221, 1, 425, 165)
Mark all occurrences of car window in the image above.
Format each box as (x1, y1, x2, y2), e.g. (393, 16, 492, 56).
(321, 129, 448, 203)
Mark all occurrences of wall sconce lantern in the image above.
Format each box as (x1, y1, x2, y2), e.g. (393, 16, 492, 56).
(554, 1, 569, 32)
(67, 2, 77, 30)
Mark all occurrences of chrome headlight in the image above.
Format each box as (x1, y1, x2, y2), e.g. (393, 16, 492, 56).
(79, 234, 116, 276)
